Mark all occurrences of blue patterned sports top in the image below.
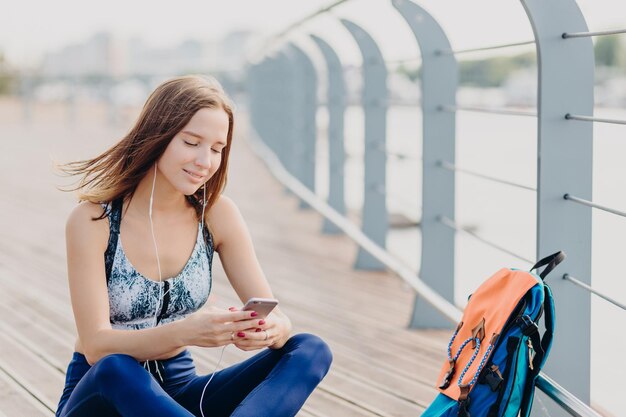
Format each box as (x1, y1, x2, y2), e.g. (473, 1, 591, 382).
(101, 199, 214, 330)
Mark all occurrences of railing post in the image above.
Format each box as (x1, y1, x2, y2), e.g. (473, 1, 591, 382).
(248, 58, 270, 150)
(392, 0, 457, 328)
(286, 44, 317, 209)
(260, 54, 284, 164)
(521, 0, 593, 415)
(310, 35, 347, 234)
(251, 60, 268, 149)
(341, 19, 388, 270)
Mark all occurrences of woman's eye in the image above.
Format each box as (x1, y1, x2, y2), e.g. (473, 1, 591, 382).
(184, 141, 198, 147)
(211, 148, 221, 154)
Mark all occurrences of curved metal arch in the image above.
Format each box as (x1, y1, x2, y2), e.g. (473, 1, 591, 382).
(285, 43, 318, 209)
(310, 35, 348, 234)
(521, 0, 594, 414)
(392, 0, 457, 329)
(340, 18, 388, 271)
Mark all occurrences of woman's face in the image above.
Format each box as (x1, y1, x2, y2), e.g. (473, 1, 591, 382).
(157, 107, 229, 196)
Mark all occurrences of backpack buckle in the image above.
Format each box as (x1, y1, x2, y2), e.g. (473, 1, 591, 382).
(480, 364, 504, 391)
(438, 360, 456, 389)
(516, 315, 539, 336)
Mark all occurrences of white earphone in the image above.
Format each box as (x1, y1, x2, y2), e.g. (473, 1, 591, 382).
(147, 163, 224, 416)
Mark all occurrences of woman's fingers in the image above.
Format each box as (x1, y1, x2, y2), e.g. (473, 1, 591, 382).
(211, 311, 278, 349)
(224, 318, 267, 333)
(213, 310, 258, 323)
(232, 326, 275, 349)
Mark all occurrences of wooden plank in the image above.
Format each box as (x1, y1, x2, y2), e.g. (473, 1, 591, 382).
(0, 367, 53, 417)
(0, 335, 59, 414)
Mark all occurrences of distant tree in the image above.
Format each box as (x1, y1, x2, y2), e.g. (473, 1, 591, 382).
(395, 52, 536, 88)
(459, 52, 535, 87)
(396, 63, 420, 82)
(594, 36, 626, 68)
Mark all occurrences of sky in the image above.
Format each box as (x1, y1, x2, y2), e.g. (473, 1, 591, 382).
(0, 0, 624, 68)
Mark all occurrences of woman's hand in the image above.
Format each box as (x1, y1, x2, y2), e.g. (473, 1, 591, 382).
(228, 307, 292, 351)
(178, 306, 261, 348)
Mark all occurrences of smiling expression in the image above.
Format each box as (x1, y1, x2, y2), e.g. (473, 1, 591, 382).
(157, 107, 230, 195)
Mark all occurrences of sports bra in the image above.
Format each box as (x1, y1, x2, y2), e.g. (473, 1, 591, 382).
(101, 198, 214, 330)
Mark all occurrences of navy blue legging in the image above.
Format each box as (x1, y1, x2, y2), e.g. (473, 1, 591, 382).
(56, 333, 332, 417)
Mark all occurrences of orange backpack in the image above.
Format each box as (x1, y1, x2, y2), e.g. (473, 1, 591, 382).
(423, 251, 565, 417)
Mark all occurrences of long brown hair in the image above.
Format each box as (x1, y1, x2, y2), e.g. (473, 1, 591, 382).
(58, 75, 235, 222)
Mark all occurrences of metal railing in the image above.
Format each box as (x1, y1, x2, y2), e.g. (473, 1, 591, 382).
(246, 0, 625, 416)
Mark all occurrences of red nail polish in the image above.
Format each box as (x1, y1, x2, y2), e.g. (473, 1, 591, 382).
(237, 332, 246, 337)
(258, 320, 265, 325)
(229, 307, 236, 311)
(250, 312, 258, 317)
(255, 328, 262, 332)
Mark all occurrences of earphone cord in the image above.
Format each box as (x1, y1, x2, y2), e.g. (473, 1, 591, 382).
(149, 164, 225, 414)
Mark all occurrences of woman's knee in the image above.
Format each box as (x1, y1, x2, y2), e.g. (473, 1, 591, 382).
(286, 333, 333, 377)
(91, 354, 139, 385)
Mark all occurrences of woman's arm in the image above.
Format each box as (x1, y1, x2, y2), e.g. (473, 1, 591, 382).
(208, 196, 293, 350)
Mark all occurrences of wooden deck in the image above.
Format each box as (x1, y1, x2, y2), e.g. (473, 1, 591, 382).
(0, 99, 450, 416)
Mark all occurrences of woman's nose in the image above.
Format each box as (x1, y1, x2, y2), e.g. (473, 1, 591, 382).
(195, 150, 212, 169)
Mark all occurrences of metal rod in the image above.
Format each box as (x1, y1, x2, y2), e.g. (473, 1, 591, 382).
(387, 193, 421, 219)
(273, 0, 351, 41)
(386, 99, 421, 107)
(565, 113, 626, 125)
(440, 105, 537, 117)
(319, 99, 420, 107)
(439, 161, 536, 191)
(385, 57, 422, 65)
(564, 194, 626, 218)
(251, 0, 352, 59)
(347, 149, 420, 161)
(563, 274, 626, 311)
(563, 28, 626, 38)
(386, 150, 421, 160)
(439, 216, 534, 264)
(247, 128, 463, 324)
(536, 374, 604, 417)
(435, 40, 536, 56)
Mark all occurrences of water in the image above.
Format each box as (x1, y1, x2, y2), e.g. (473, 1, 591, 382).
(315, 105, 624, 416)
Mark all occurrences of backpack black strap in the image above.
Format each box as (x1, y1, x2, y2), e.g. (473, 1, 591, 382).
(538, 285, 555, 367)
(530, 251, 565, 280)
(519, 284, 556, 417)
(104, 198, 123, 285)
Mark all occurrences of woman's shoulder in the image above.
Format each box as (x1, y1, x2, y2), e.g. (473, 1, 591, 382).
(66, 201, 110, 251)
(208, 194, 238, 216)
(206, 195, 243, 250)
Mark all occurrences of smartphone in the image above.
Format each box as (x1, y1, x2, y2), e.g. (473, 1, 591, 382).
(242, 297, 279, 318)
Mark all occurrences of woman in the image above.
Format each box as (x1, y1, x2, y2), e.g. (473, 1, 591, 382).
(56, 75, 332, 417)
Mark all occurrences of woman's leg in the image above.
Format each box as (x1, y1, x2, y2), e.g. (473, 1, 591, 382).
(174, 333, 332, 417)
(58, 353, 195, 417)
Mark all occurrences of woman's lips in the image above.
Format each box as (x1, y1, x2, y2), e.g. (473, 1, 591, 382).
(183, 169, 204, 182)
